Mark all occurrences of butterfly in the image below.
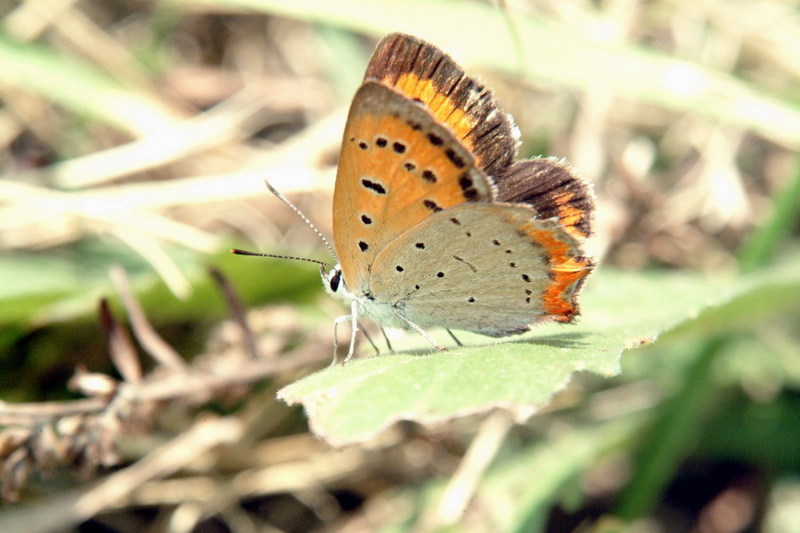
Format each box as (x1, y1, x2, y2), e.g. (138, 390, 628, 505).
(242, 33, 595, 364)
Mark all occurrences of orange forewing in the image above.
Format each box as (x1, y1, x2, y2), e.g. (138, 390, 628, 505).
(365, 33, 518, 178)
(333, 82, 493, 293)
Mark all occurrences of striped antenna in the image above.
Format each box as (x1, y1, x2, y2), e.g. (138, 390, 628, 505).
(263, 180, 337, 261)
(230, 248, 334, 270)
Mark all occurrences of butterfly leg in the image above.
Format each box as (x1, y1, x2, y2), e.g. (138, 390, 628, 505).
(331, 302, 360, 365)
(331, 313, 352, 366)
(446, 328, 464, 347)
(358, 321, 382, 355)
(380, 327, 395, 353)
(395, 310, 448, 352)
(342, 300, 360, 365)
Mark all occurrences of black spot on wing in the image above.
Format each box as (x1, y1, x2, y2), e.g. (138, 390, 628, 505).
(427, 133, 443, 146)
(361, 178, 387, 194)
(445, 148, 466, 168)
(423, 199, 442, 212)
(422, 169, 437, 183)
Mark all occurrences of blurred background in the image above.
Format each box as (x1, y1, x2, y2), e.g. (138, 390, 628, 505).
(0, 0, 799, 532)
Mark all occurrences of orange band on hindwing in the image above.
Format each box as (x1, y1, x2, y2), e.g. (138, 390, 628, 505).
(522, 221, 593, 321)
(497, 158, 595, 240)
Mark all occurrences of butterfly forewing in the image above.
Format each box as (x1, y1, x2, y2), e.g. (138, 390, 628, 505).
(333, 82, 494, 294)
(365, 33, 519, 178)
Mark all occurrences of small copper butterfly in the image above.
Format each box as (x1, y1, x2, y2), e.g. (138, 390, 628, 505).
(241, 33, 595, 363)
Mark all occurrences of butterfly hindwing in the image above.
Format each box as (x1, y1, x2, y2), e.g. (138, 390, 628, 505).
(496, 158, 595, 239)
(369, 203, 593, 334)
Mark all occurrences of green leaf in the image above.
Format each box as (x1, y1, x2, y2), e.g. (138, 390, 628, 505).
(278, 255, 800, 446)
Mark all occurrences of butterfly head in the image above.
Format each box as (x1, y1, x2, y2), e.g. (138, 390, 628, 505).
(321, 263, 346, 299)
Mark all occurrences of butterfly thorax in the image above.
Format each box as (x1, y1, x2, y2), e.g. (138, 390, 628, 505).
(322, 264, 412, 330)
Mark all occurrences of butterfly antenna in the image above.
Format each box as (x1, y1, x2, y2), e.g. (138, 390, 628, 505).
(230, 249, 335, 270)
(264, 180, 338, 261)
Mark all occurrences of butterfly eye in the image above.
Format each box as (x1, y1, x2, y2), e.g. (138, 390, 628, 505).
(328, 269, 342, 293)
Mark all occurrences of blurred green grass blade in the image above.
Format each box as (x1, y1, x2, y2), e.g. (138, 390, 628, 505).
(0, 254, 84, 324)
(381, 420, 639, 532)
(698, 394, 800, 472)
(0, 241, 207, 325)
(614, 338, 725, 521)
(615, 249, 800, 518)
(0, 240, 321, 327)
(0, 33, 181, 136)
(278, 255, 800, 446)
(503, 421, 639, 533)
(200, 0, 800, 147)
(667, 253, 800, 338)
(616, 156, 800, 520)
(739, 155, 800, 273)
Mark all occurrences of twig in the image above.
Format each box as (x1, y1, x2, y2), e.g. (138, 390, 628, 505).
(0, 345, 324, 428)
(109, 265, 187, 371)
(209, 266, 262, 360)
(0, 417, 243, 533)
(99, 298, 142, 384)
(420, 411, 514, 529)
